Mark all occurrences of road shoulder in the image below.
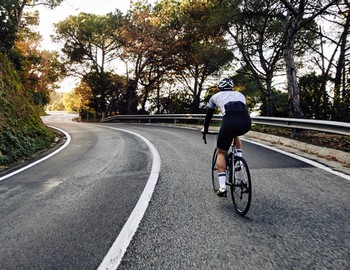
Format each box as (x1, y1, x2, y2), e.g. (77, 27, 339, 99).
(244, 131, 350, 176)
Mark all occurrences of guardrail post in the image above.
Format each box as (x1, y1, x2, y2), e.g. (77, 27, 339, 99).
(291, 128, 297, 138)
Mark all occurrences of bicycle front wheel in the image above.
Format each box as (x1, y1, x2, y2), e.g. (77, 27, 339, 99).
(230, 156, 252, 216)
(211, 148, 219, 193)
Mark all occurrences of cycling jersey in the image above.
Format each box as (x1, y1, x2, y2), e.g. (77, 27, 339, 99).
(208, 91, 247, 115)
(204, 90, 251, 150)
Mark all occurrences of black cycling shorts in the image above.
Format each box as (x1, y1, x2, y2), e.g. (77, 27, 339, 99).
(217, 111, 251, 151)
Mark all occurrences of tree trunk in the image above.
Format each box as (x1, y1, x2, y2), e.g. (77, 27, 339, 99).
(333, 9, 350, 115)
(126, 79, 138, 115)
(265, 73, 274, 116)
(283, 12, 304, 118)
(284, 43, 303, 118)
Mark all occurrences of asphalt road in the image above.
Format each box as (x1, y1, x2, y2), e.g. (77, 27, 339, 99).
(0, 113, 349, 270)
(0, 114, 152, 269)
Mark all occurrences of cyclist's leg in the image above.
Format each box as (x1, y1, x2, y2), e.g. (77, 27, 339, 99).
(216, 148, 227, 173)
(235, 136, 243, 157)
(216, 147, 228, 191)
(235, 136, 242, 149)
(232, 111, 252, 156)
(217, 116, 235, 195)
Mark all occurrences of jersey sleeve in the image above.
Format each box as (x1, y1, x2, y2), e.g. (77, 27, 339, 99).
(208, 96, 216, 109)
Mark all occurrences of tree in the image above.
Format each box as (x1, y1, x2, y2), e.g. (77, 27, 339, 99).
(0, 1, 64, 115)
(62, 82, 93, 114)
(148, 88, 193, 114)
(13, 8, 63, 110)
(54, 11, 126, 116)
(55, 12, 125, 75)
(83, 72, 128, 117)
(322, 0, 350, 120)
(0, 0, 63, 52)
(121, 1, 180, 114)
(280, 0, 338, 118)
(231, 68, 261, 113)
(163, 0, 235, 113)
(299, 72, 331, 119)
(225, 0, 285, 116)
(15, 40, 63, 108)
(46, 91, 65, 111)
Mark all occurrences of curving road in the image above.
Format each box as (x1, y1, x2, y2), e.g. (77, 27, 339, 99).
(0, 113, 349, 270)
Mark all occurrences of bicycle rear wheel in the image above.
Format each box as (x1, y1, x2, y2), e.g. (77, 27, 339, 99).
(211, 148, 219, 192)
(230, 156, 252, 216)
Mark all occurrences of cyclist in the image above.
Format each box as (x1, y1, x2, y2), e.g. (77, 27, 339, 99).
(202, 78, 251, 197)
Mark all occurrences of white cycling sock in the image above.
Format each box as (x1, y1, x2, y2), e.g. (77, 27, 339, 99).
(218, 172, 226, 190)
(236, 149, 242, 157)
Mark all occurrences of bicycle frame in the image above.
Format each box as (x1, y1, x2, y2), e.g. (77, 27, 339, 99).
(203, 130, 252, 216)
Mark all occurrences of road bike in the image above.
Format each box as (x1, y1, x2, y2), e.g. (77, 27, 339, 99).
(203, 131, 252, 216)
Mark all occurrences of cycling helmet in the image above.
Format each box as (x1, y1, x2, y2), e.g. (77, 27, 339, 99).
(217, 78, 234, 91)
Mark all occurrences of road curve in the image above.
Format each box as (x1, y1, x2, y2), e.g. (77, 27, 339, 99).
(0, 114, 154, 269)
(0, 114, 349, 270)
(100, 123, 350, 270)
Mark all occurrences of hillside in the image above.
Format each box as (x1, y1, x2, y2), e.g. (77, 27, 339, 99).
(0, 52, 54, 171)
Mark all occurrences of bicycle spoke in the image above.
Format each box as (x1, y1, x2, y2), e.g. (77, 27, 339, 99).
(230, 157, 252, 216)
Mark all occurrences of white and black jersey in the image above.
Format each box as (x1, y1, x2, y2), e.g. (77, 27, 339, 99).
(204, 90, 251, 150)
(208, 91, 247, 115)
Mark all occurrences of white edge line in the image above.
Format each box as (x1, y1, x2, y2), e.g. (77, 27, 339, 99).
(144, 124, 350, 181)
(0, 125, 71, 182)
(148, 125, 350, 181)
(150, 124, 350, 181)
(242, 138, 350, 181)
(97, 127, 161, 270)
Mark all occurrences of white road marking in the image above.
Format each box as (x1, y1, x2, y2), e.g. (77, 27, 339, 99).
(97, 127, 161, 270)
(244, 138, 350, 181)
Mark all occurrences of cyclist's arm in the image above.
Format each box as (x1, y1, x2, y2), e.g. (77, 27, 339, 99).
(203, 107, 215, 133)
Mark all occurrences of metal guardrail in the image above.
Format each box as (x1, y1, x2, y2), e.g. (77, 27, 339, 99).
(101, 114, 350, 136)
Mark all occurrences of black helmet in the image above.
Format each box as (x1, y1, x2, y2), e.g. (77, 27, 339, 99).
(217, 78, 234, 91)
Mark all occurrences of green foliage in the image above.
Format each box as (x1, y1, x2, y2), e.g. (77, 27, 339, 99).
(299, 72, 332, 119)
(149, 89, 193, 114)
(83, 71, 128, 116)
(37, 0, 345, 121)
(0, 0, 64, 53)
(0, 0, 18, 52)
(31, 91, 50, 106)
(332, 102, 350, 122)
(231, 71, 260, 113)
(0, 52, 54, 168)
(161, 0, 235, 113)
(269, 90, 288, 117)
(54, 11, 125, 71)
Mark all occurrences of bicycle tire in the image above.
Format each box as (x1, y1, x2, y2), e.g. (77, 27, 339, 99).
(211, 148, 219, 192)
(230, 156, 252, 216)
